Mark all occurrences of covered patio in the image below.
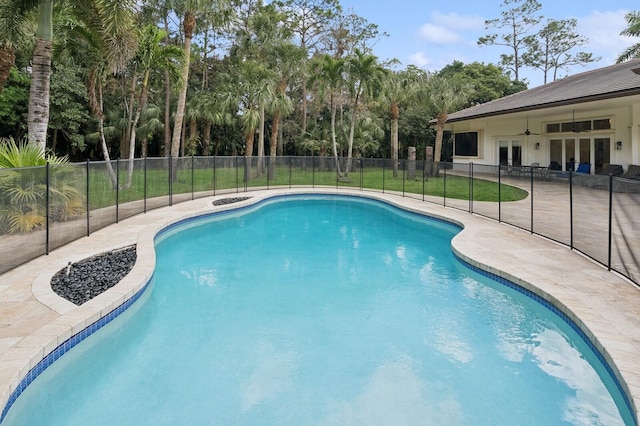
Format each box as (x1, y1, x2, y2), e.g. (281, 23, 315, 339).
(442, 59, 640, 177)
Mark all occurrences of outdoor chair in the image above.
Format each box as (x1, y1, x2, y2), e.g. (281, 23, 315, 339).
(530, 162, 548, 179)
(549, 161, 562, 170)
(622, 165, 640, 180)
(503, 163, 523, 178)
(597, 164, 624, 176)
(575, 163, 591, 174)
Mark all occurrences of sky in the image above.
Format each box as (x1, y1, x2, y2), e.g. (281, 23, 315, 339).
(338, 0, 640, 88)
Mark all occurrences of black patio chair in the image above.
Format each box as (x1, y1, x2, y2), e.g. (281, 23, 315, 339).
(597, 164, 624, 176)
(622, 165, 640, 180)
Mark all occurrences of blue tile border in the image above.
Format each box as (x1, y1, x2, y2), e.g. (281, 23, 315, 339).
(0, 276, 153, 424)
(455, 253, 636, 425)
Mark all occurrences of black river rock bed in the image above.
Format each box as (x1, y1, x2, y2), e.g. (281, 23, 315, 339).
(51, 245, 137, 305)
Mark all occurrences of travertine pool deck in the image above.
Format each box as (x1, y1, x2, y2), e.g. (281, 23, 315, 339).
(1, 188, 639, 422)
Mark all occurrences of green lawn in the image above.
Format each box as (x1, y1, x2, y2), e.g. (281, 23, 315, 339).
(83, 163, 528, 209)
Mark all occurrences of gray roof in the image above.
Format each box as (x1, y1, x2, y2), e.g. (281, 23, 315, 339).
(444, 59, 640, 123)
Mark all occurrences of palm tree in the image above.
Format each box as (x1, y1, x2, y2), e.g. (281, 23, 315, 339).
(67, 2, 137, 187)
(344, 49, 385, 175)
(1, 0, 137, 151)
(268, 43, 306, 179)
(381, 66, 424, 178)
(170, 0, 198, 161)
(313, 54, 346, 177)
(191, 90, 235, 155)
(220, 60, 275, 181)
(136, 104, 163, 158)
(140, 0, 179, 157)
(424, 75, 471, 172)
(617, 11, 640, 63)
(126, 24, 183, 187)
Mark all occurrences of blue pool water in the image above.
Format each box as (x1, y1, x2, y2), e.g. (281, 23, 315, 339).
(3, 195, 633, 425)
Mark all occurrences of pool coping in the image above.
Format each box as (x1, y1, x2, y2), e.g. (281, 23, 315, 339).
(1, 188, 639, 424)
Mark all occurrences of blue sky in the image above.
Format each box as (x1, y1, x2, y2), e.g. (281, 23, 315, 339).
(339, 0, 640, 87)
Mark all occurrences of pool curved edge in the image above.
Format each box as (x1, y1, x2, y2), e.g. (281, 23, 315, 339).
(1, 188, 638, 425)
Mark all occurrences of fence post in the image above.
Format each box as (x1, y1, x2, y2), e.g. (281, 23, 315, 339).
(86, 159, 90, 236)
(312, 154, 315, 188)
(569, 171, 573, 248)
(191, 155, 195, 200)
(235, 156, 239, 193)
(443, 162, 447, 207)
(498, 164, 502, 222)
(289, 156, 293, 189)
(143, 157, 147, 213)
(169, 157, 173, 206)
(530, 164, 534, 234)
(382, 159, 386, 193)
(469, 162, 473, 213)
(402, 159, 406, 197)
(360, 158, 363, 190)
(608, 174, 613, 270)
(46, 162, 50, 255)
(116, 159, 120, 223)
(213, 156, 216, 196)
(422, 159, 426, 202)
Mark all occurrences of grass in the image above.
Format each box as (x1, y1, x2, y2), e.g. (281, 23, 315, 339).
(78, 163, 527, 209)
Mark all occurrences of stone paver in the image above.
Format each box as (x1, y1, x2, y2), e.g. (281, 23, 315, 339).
(1, 188, 639, 423)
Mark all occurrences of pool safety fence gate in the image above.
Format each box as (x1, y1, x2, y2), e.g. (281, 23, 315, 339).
(1, 156, 639, 286)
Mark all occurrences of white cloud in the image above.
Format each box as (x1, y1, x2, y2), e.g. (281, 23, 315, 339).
(417, 12, 484, 45)
(578, 10, 636, 64)
(430, 11, 485, 31)
(408, 51, 432, 67)
(418, 23, 462, 44)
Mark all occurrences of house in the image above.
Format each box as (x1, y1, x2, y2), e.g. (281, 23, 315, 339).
(440, 59, 640, 174)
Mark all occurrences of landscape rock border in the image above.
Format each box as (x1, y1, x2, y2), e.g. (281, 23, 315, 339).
(212, 196, 251, 206)
(51, 245, 137, 305)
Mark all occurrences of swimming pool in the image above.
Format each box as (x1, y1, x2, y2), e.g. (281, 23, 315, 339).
(2, 195, 633, 425)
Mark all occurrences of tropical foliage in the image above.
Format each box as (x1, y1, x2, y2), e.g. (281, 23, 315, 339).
(0, 136, 84, 233)
(617, 11, 640, 63)
(0, 0, 606, 171)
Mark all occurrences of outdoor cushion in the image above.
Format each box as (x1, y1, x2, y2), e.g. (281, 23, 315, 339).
(597, 164, 624, 176)
(622, 165, 640, 180)
(576, 163, 591, 174)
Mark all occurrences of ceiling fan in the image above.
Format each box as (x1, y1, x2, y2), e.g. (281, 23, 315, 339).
(518, 117, 540, 136)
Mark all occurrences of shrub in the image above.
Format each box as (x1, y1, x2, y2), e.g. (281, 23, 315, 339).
(0, 137, 85, 233)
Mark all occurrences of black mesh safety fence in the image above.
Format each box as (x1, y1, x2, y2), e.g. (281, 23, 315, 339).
(531, 170, 571, 246)
(48, 162, 88, 251)
(572, 176, 610, 266)
(2, 156, 639, 288)
(0, 166, 48, 271)
(145, 157, 171, 210)
(469, 164, 500, 221)
(88, 160, 118, 234)
(612, 178, 640, 284)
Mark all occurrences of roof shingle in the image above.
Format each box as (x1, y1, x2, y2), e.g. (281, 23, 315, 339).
(444, 59, 640, 123)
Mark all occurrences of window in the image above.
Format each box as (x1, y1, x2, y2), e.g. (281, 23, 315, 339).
(546, 123, 560, 133)
(593, 119, 611, 130)
(454, 132, 479, 157)
(561, 120, 591, 132)
(545, 117, 611, 133)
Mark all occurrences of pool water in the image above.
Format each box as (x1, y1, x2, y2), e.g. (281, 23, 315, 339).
(3, 195, 633, 425)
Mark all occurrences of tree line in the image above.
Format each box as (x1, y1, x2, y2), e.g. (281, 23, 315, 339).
(0, 0, 635, 171)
